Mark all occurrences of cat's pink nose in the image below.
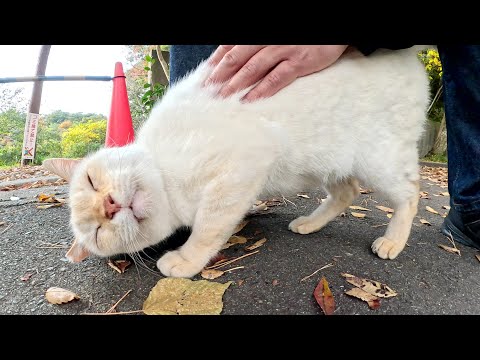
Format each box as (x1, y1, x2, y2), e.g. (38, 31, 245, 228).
(104, 194, 121, 219)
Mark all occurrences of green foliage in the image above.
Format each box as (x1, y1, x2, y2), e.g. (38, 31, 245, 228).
(418, 48, 444, 123)
(0, 109, 25, 165)
(45, 110, 105, 124)
(34, 119, 62, 164)
(422, 153, 448, 164)
(140, 54, 167, 115)
(0, 86, 27, 112)
(61, 119, 107, 158)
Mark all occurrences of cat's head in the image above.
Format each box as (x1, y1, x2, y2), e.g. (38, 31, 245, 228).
(43, 145, 167, 263)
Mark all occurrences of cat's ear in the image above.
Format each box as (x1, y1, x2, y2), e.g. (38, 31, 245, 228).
(65, 238, 90, 263)
(42, 158, 82, 182)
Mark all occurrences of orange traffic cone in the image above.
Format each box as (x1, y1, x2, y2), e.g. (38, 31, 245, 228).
(105, 62, 135, 147)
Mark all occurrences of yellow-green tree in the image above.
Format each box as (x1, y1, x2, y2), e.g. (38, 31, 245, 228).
(61, 119, 107, 158)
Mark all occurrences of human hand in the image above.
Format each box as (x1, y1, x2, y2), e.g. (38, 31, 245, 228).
(204, 45, 349, 102)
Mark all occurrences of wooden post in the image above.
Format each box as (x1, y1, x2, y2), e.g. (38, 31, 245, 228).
(148, 48, 170, 87)
(21, 45, 51, 166)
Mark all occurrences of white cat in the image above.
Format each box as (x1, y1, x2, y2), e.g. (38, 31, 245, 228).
(43, 46, 430, 278)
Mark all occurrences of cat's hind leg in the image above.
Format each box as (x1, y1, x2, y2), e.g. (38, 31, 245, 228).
(371, 178, 419, 259)
(289, 177, 360, 235)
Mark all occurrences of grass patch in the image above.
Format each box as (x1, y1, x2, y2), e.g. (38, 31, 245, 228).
(421, 153, 448, 164)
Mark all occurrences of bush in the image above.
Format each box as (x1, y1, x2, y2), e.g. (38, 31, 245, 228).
(61, 119, 107, 158)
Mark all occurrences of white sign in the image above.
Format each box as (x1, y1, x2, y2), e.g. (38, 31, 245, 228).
(22, 113, 40, 160)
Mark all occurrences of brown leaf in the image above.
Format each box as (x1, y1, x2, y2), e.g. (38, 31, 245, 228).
(351, 212, 366, 218)
(237, 280, 245, 286)
(251, 202, 268, 212)
(440, 191, 450, 196)
(233, 220, 249, 234)
(345, 287, 381, 309)
(438, 244, 461, 256)
(142, 278, 232, 315)
(476, 254, 480, 262)
(222, 235, 248, 249)
(21, 273, 34, 281)
(36, 203, 63, 209)
(245, 238, 267, 251)
(419, 219, 431, 226)
(419, 191, 429, 199)
(206, 253, 229, 267)
(375, 205, 394, 213)
(341, 273, 397, 298)
(360, 188, 373, 194)
(228, 235, 248, 244)
(297, 194, 310, 199)
(426, 206, 439, 215)
(313, 276, 335, 315)
(349, 205, 371, 211)
(442, 205, 451, 210)
(45, 287, 80, 305)
(37, 193, 64, 203)
(201, 269, 224, 279)
(107, 259, 131, 273)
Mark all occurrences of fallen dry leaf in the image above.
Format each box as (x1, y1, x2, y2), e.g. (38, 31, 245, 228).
(205, 250, 259, 270)
(21, 273, 34, 281)
(419, 219, 431, 226)
(341, 273, 397, 298)
(297, 194, 310, 199)
(201, 269, 224, 279)
(143, 278, 232, 315)
(476, 254, 480, 262)
(440, 191, 450, 196)
(45, 287, 80, 305)
(360, 188, 373, 194)
(233, 220, 249, 234)
(351, 212, 366, 218)
(387, 213, 393, 219)
(237, 280, 245, 286)
(443, 205, 451, 210)
(438, 244, 461, 256)
(36, 203, 63, 209)
(222, 235, 248, 249)
(107, 259, 131, 273)
(313, 277, 335, 315)
(426, 206, 439, 215)
(206, 253, 229, 268)
(349, 205, 371, 211)
(345, 287, 381, 309)
(0, 222, 5, 226)
(251, 202, 268, 212)
(376, 205, 394, 213)
(419, 191, 429, 199)
(245, 238, 267, 251)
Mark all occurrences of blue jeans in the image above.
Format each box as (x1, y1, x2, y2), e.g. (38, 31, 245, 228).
(438, 46, 480, 216)
(170, 45, 218, 85)
(170, 45, 480, 217)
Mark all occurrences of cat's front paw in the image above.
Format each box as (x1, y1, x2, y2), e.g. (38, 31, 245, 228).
(371, 237, 404, 259)
(157, 250, 204, 278)
(288, 216, 320, 235)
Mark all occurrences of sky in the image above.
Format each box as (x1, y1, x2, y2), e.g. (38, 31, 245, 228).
(0, 45, 132, 116)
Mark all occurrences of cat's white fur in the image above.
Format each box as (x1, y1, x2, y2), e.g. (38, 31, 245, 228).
(44, 46, 431, 278)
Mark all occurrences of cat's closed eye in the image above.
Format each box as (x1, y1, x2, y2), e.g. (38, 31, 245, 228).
(95, 226, 101, 245)
(87, 173, 96, 190)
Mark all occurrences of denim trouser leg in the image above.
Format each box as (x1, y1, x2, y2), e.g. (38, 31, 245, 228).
(438, 45, 480, 215)
(169, 45, 218, 85)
